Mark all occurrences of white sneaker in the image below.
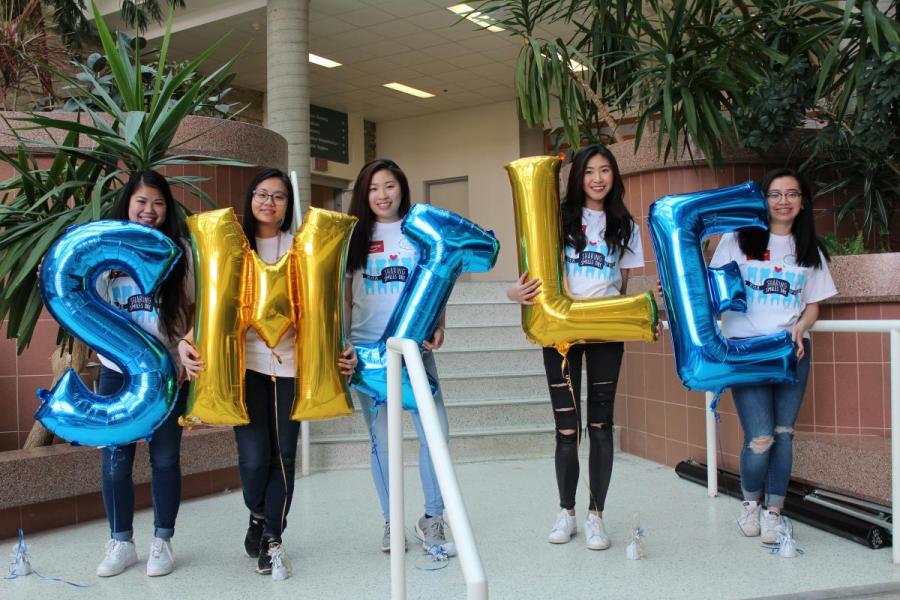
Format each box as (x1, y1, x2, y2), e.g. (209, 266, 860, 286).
(269, 542, 291, 581)
(584, 513, 610, 550)
(146, 537, 174, 577)
(96, 539, 138, 577)
(737, 501, 761, 537)
(547, 509, 577, 544)
(761, 510, 783, 545)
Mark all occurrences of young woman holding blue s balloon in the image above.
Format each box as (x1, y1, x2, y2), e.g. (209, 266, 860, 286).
(710, 168, 836, 543)
(94, 171, 194, 578)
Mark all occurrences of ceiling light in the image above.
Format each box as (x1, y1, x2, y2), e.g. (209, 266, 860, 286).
(309, 53, 341, 68)
(447, 4, 505, 32)
(383, 82, 435, 98)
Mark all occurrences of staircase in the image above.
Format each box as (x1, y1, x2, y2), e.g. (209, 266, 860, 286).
(308, 281, 555, 470)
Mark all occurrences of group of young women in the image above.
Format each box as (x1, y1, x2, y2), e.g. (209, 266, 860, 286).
(83, 144, 835, 581)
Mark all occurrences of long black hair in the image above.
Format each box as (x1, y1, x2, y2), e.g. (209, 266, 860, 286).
(561, 143, 635, 257)
(737, 168, 829, 269)
(241, 168, 294, 252)
(112, 170, 190, 341)
(345, 159, 412, 273)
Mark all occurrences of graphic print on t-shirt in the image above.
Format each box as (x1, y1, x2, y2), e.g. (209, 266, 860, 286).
(109, 273, 158, 326)
(565, 239, 618, 282)
(743, 261, 805, 309)
(362, 237, 416, 295)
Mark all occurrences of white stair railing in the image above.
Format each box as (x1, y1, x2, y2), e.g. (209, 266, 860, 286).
(693, 319, 900, 564)
(386, 337, 488, 600)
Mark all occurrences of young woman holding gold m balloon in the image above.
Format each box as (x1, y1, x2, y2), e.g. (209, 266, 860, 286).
(507, 144, 645, 551)
(178, 168, 357, 579)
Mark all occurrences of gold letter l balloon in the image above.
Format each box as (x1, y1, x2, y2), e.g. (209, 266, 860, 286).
(505, 156, 658, 354)
(182, 207, 357, 426)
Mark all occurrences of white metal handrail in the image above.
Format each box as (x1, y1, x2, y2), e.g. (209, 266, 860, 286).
(386, 337, 488, 600)
(690, 319, 900, 564)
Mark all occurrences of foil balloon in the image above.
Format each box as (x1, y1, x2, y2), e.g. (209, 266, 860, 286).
(183, 207, 356, 426)
(708, 261, 747, 315)
(352, 204, 499, 410)
(35, 221, 181, 447)
(648, 182, 797, 392)
(505, 156, 658, 355)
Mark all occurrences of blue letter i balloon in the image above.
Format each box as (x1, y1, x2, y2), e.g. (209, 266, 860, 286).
(648, 182, 797, 393)
(353, 204, 500, 410)
(36, 221, 182, 447)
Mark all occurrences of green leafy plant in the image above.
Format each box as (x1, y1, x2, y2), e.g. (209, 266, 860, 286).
(0, 1, 246, 353)
(475, 0, 899, 249)
(36, 34, 238, 117)
(821, 231, 867, 256)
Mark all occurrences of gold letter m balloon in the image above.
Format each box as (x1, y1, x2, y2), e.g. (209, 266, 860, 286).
(505, 156, 658, 354)
(182, 207, 357, 426)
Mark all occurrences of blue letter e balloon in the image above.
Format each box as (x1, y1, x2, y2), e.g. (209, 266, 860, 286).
(648, 182, 797, 392)
(36, 221, 181, 447)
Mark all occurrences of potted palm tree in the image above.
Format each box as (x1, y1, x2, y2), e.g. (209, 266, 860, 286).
(0, 2, 248, 447)
(476, 0, 898, 251)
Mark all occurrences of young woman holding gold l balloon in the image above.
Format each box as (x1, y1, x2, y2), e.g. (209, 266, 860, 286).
(178, 168, 357, 579)
(507, 144, 644, 550)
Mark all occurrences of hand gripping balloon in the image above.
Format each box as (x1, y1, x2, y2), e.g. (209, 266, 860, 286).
(648, 181, 797, 392)
(183, 207, 357, 425)
(504, 156, 658, 355)
(352, 204, 499, 410)
(36, 221, 181, 447)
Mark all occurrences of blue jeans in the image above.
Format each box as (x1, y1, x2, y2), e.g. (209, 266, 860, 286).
(233, 370, 300, 540)
(731, 339, 811, 509)
(98, 366, 187, 541)
(353, 351, 449, 521)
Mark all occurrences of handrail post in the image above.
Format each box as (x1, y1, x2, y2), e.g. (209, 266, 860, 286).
(386, 346, 406, 599)
(705, 391, 718, 497)
(300, 421, 310, 477)
(387, 337, 488, 600)
(891, 328, 899, 565)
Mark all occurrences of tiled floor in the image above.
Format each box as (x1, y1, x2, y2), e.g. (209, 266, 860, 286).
(4, 453, 900, 599)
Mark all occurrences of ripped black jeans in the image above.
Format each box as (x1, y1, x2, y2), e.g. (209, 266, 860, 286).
(542, 342, 624, 512)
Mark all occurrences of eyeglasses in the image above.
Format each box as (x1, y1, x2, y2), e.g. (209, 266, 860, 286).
(766, 191, 802, 201)
(252, 189, 288, 206)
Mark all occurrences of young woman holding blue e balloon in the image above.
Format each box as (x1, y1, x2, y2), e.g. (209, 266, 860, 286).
(710, 168, 836, 543)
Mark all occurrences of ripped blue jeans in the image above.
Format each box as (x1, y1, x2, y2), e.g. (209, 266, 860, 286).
(352, 351, 449, 521)
(731, 339, 811, 509)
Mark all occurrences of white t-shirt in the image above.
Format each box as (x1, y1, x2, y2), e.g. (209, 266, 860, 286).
(564, 208, 644, 299)
(96, 242, 194, 373)
(245, 231, 296, 377)
(710, 232, 837, 338)
(349, 220, 418, 345)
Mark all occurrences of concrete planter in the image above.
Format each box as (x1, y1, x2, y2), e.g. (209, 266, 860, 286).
(828, 253, 900, 304)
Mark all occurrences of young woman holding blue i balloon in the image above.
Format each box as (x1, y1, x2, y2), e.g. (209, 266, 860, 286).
(507, 144, 644, 550)
(94, 170, 194, 578)
(710, 168, 836, 544)
(344, 158, 455, 556)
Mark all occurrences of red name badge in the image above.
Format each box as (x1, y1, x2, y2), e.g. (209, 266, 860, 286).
(369, 240, 384, 254)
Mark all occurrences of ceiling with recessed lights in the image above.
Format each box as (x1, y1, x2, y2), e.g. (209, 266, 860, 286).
(97, 0, 573, 122)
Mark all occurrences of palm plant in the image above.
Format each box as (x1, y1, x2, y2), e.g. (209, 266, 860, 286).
(477, 0, 899, 248)
(1, 2, 246, 446)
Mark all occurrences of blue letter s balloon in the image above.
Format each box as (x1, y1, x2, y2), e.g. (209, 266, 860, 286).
(36, 221, 181, 447)
(648, 182, 797, 392)
(353, 204, 499, 410)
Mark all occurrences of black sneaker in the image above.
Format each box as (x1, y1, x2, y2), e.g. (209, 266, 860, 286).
(244, 515, 264, 558)
(256, 535, 279, 574)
